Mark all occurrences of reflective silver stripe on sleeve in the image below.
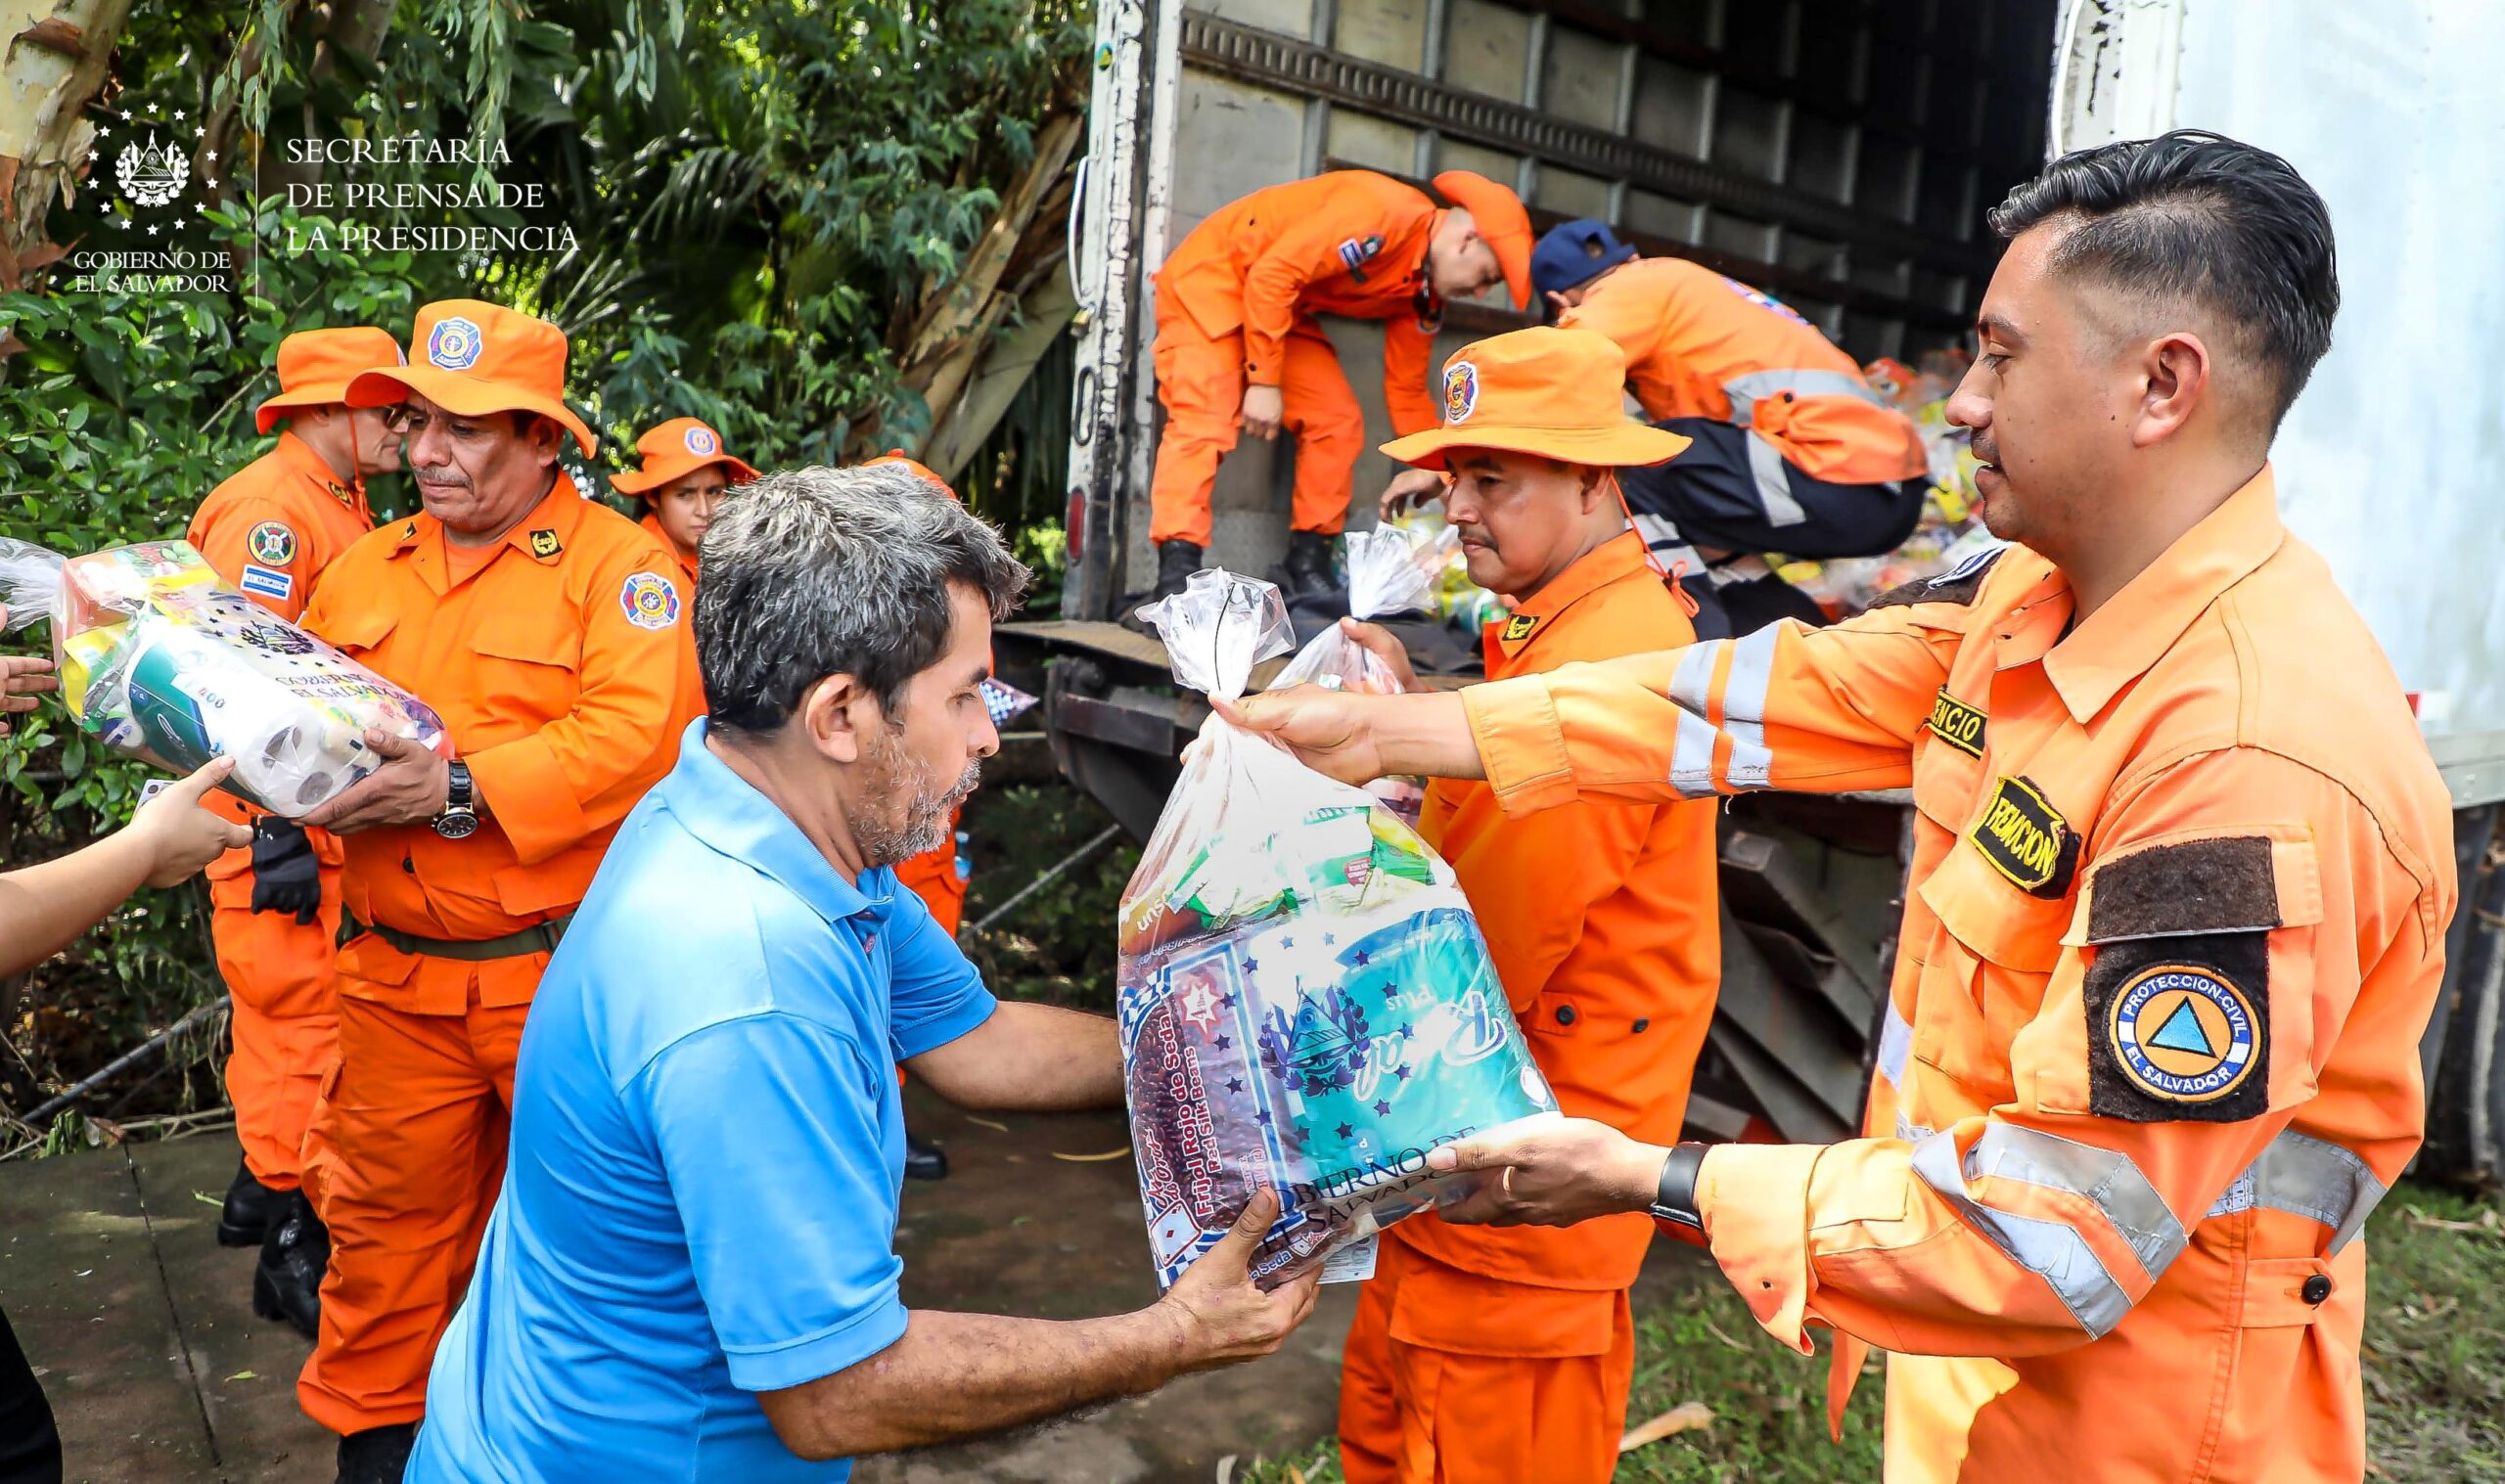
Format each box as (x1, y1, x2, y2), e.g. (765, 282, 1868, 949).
(1665, 642, 1721, 797)
(1911, 1129, 2137, 1337)
(1961, 1125, 2189, 1286)
(1876, 1000, 1913, 1091)
(1747, 430, 1810, 528)
(2202, 1128, 2390, 1255)
(1720, 625, 1779, 788)
(1722, 368, 1889, 427)
(1895, 1111, 1936, 1143)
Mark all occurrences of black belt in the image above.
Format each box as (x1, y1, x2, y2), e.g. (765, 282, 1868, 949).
(349, 913, 572, 963)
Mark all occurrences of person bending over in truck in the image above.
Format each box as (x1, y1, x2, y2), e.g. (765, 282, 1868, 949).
(1230, 131, 2453, 1484)
(1315, 327, 1722, 1484)
(1140, 168, 1533, 612)
(1391, 219, 1930, 639)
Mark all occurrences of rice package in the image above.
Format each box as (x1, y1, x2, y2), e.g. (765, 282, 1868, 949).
(1268, 525, 1459, 825)
(1119, 569, 1555, 1290)
(0, 538, 447, 816)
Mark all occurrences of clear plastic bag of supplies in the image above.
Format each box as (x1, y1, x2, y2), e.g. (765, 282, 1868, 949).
(0, 538, 447, 817)
(1119, 569, 1557, 1290)
(1269, 525, 1459, 825)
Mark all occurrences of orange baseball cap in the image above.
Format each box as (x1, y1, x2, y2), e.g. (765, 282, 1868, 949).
(1380, 327, 1692, 471)
(254, 328, 405, 434)
(609, 418, 761, 497)
(346, 298, 597, 456)
(1432, 170, 1533, 311)
(865, 449, 962, 503)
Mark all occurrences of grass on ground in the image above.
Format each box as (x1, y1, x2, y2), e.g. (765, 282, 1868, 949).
(1232, 1182, 2505, 1484)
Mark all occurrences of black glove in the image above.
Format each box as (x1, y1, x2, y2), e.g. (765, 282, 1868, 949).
(249, 816, 322, 925)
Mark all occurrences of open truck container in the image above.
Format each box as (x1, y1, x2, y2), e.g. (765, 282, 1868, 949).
(1003, 0, 2505, 1177)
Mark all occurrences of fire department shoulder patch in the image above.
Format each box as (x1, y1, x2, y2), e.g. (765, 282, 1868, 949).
(246, 520, 296, 566)
(620, 570, 681, 630)
(1969, 774, 2077, 899)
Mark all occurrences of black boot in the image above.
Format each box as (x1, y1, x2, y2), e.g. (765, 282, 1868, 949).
(1284, 530, 1338, 599)
(903, 1132, 949, 1182)
(336, 1421, 416, 1484)
(252, 1191, 329, 1341)
(218, 1157, 283, 1248)
(1122, 540, 1203, 634)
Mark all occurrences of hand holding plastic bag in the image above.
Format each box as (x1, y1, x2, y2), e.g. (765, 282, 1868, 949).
(1119, 569, 1556, 1290)
(0, 537, 447, 816)
(1269, 527, 1456, 823)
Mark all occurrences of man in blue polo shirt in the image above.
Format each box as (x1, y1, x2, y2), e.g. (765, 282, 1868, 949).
(405, 464, 1318, 1484)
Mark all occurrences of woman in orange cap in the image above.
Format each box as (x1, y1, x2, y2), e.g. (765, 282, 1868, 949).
(608, 417, 761, 581)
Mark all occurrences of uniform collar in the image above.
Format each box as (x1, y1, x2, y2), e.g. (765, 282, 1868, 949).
(2042, 465, 2287, 723)
(385, 471, 585, 564)
(657, 719, 895, 927)
(1487, 529, 1654, 665)
(274, 429, 364, 511)
(642, 510, 698, 574)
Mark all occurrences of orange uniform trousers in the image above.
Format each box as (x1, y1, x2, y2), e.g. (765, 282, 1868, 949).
(1148, 283, 1365, 548)
(1339, 1238, 1635, 1484)
(205, 831, 344, 1191)
(296, 967, 531, 1434)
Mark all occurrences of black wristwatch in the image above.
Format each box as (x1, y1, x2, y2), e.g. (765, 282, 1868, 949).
(433, 759, 480, 840)
(1648, 1142, 1710, 1233)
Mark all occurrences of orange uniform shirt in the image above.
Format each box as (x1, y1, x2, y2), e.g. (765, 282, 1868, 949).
(186, 432, 375, 863)
(1157, 170, 1449, 436)
(1391, 531, 1718, 1292)
(301, 476, 705, 1013)
(1558, 257, 1927, 486)
(188, 431, 375, 623)
(1458, 470, 2454, 1481)
(639, 510, 699, 586)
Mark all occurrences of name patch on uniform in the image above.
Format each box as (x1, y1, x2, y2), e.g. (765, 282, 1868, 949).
(528, 528, 563, 559)
(239, 564, 295, 602)
(1926, 689, 1986, 757)
(1444, 361, 1480, 424)
(1501, 613, 1538, 643)
(620, 571, 682, 630)
(247, 520, 296, 566)
(1969, 775, 2077, 898)
(1337, 234, 1384, 278)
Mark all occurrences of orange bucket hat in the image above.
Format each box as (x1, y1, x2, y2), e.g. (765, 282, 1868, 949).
(1380, 327, 1692, 470)
(346, 298, 598, 456)
(1431, 170, 1534, 311)
(254, 327, 404, 434)
(865, 449, 961, 503)
(609, 417, 761, 497)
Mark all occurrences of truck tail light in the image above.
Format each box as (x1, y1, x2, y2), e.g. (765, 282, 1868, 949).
(1067, 487, 1086, 563)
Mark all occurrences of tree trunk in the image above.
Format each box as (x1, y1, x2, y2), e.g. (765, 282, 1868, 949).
(0, 0, 136, 292)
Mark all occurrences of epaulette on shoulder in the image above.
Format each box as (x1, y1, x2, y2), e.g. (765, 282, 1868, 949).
(1865, 543, 2007, 610)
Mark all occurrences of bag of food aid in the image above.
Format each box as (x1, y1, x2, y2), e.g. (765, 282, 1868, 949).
(1118, 569, 1556, 1291)
(0, 537, 447, 817)
(1269, 526, 1459, 825)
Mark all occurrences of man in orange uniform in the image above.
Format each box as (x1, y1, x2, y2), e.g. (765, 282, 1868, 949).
(1325, 328, 1720, 1484)
(186, 326, 403, 1335)
(609, 416, 761, 582)
(291, 299, 703, 1484)
(1493, 219, 1930, 636)
(1144, 168, 1533, 605)
(1230, 133, 2456, 1483)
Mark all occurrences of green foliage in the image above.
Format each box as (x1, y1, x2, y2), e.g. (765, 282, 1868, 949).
(957, 780, 1137, 1011)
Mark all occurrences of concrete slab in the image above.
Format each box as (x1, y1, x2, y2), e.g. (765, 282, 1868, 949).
(127, 1137, 330, 1483)
(2, 1139, 217, 1483)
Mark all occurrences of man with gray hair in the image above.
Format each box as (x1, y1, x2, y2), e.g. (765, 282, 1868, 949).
(405, 464, 1318, 1483)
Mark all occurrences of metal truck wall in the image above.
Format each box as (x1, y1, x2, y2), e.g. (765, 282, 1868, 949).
(1109, 0, 2056, 599)
(2057, 0, 2505, 803)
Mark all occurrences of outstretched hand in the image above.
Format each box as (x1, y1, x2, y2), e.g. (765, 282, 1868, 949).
(127, 758, 254, 887)
(1156, 1189, 1321, 1372)
(0, 605, 58, 738)
(301, 728, 451, 834)
(1426, 1116, 1669, 1229)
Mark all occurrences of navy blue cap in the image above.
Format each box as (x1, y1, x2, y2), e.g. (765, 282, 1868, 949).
(1530, 219, 1637, 308)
